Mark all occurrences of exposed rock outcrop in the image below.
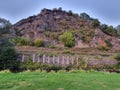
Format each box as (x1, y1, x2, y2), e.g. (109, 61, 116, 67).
(13, 8, 120, 50)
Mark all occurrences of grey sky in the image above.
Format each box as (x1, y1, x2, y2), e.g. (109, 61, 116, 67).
(0, 0, 120, 26)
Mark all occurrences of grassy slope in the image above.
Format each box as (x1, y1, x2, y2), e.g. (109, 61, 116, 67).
(0, 71, 120, 90)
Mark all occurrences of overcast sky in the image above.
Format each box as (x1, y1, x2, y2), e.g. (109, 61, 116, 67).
(0, 0, 120, 26)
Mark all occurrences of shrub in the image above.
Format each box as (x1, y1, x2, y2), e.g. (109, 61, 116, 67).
(0, 47, 19, 72)
(101, 25, 117, 36)
(97, 46, 110, 51)
(114, 53, 120, 61)
(0, 70, 11, 73)
(82, 36, 89, 43)
(46, 65, 62, 72)
(34, 38, 44, 47)
(59, 31, 75, 48)
(91, 19, 100, 28)
(77, 56, 88, 70)
(20, 56, 41, 71)
(63, 49, 71, 54)
(11, 37, 32, 46)
(105, 40, 113, 48)
(80, 12, 91, 20)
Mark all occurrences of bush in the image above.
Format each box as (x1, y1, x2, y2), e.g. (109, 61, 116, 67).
(45, 65, 62, 72)
(101, 25, 117, 36)
(11, 37, 32, 46)
(59, 31, 75, 48)
(80, 12, 91, 20)
(0, 47, 19, 72)
(20, 57, 42, 71)
(97, 46, 110, 51)
(63, 49, 71, 54)
(34, 38, 44, 47)
(91, 19, 100, 28)
(115, 53, 120, 61)
(82, 36, 89, 43)
(105, 40, 113, 48)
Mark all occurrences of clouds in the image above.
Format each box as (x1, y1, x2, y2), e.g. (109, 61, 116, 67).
(0, 0, 120, 26)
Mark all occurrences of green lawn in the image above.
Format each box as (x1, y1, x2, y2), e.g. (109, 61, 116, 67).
(0, 71, 120, 90)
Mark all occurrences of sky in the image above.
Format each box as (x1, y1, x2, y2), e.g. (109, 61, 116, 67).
(0, 0, 120, 26)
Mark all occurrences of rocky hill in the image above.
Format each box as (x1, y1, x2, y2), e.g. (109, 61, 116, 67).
(13, 8, 120, 50)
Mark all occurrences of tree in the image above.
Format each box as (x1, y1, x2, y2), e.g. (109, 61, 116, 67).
(80, 13, 91, 20)
(116, 25, 120, 36)
(58, 7, 62, 11)
(0, 47, 19, 71)
(0, 18, 13, 47)
(91, 19, 100, 28)
(101, 25, 117, 36)
(59, 31, 75, 48)
(68, 10, 73, 16)
(0, 18, 12, 35)
(0, 18, 19, 72)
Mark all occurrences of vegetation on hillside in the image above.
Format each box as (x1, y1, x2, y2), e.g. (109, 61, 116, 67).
(59, 31, 75, 47)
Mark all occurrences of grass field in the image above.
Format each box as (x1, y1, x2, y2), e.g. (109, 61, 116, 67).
(0, 71, 120, 90)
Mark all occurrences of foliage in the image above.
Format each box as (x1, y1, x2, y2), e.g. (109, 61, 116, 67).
(34, 38, 44, 47)
(116, 25, 120, 37)
(101, 24, 118, 36)
(114, 53, 120, 61)
(20, 57, 41, 71)
(0, 38, 13, 47)
(0, 18, 12, 35)
(105, 40, 113, 48)
(11, 37, 32, 46)
(63, 49, 71, 54)
(74, 55, 88, 70)
(0, 18, 13, 47)
(82, 36, 89, 43)
(0, 47, 19, 71)
(80, 12, 91, 20)
(91, 19, 100, 28)
(68, 10, 73, 16)
(97, 46, 110, 51)
(59, 31, 75, 47)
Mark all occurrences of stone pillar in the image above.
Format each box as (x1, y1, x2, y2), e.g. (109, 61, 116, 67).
(22, 54, 25, 62)
(43, 55, 45, 63)
(37, 57, 40, 63)
(47, 56, 50, 64)
(71, 57, 74, 65)
(32, 54, 36, 62)
(57, 56, 60, 65)
(76, 56, 79, 65)
(52, 56, 55, 64)
(62, 56, 65, 66)
(67, 56, 70, 65)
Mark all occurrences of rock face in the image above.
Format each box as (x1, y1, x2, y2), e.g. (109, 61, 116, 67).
(13, 8, 120, 50)
(14, 8, 84, 32)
